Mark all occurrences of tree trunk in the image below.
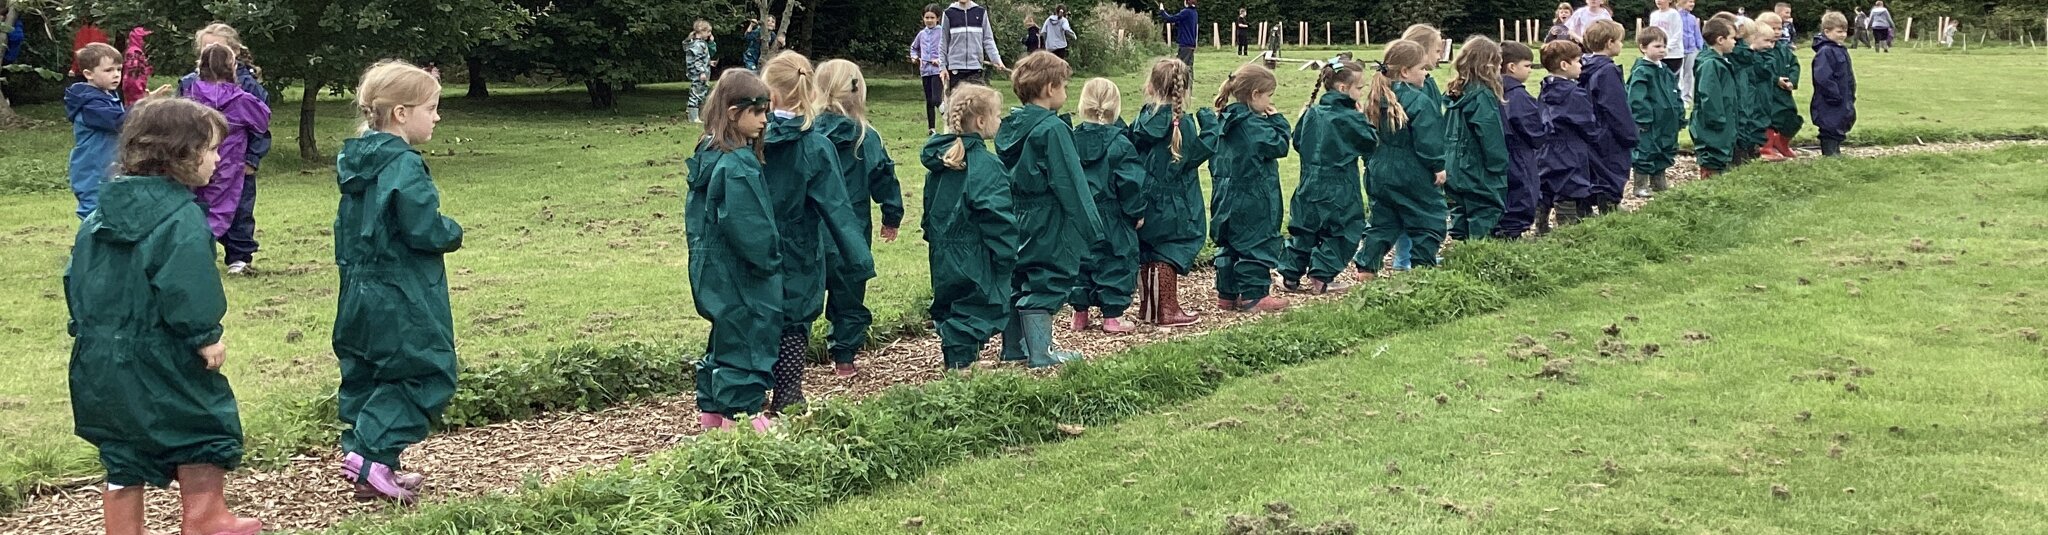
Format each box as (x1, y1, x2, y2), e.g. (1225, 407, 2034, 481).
(801, 1, 818, 53)
(466, 54, 489, 99)
(298, 80, 324, 161)
(586, 80, 615, 109)
(0, 84, 17, 125)
(773, 0, 800, 57)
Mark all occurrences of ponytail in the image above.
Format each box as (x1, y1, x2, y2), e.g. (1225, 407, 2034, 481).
(1364, 70, 1409, 131)
(942, 103, 969, 170)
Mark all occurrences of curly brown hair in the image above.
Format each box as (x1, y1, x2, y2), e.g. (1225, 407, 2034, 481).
(119, 98, 227, 187)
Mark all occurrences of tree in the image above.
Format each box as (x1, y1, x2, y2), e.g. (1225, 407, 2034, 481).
(476, 0, 725, 109)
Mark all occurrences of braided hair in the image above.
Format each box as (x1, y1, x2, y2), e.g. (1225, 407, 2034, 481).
(942, 84, 1003, 170)
(1142, 58, 1193, 162)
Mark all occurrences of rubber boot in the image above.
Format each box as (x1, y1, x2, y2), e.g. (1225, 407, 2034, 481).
(342, 452, 423, 499)
(1633, 171, 1655, 199)
(688, 107, 702, 123)
(176, 464, 264, 534)
(941, 340, 982, 370)
(1699, 168, 1718, 179)
(749, 414, 776, 433)
(1651, 171, 1670, 192)
(1354, 269, 1378, 283)
(1760, 130, 1790, 162)
(1069, 307, 1092, 331)
(1100, 316, 1135, 333)
(1020, 309, 1081, 369)
(1553, 199, 1585, 227)
(352, 462, 417, 505)
(105, 484, 147, 535)
(1597, 196, 1621, 217)
(999, 311, 1027, 362)
(1821, 138, 1842, 157)
(833, 362, 859, 377)
(1773, 130, 1799, 160)
(1153, 264, 1199, 327)
(1312, 276, 1353, 295)
(1241, 295, 1291, 312)
(1137, 263, 1162, 324)
(698, 412, 736, 431)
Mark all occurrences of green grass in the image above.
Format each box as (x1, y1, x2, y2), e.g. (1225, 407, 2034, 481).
(0, 46, 2042, 497)
(774, 145, 2048, 533)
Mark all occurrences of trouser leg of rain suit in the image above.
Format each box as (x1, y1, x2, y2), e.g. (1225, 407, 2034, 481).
(824, 256, 872, 365)
(1073, 236, 1138, 318)
(336, 337, 457, 470)
(220, 174, 258, 265)
(1448, 188, 1505, 241)
(769, 329, 807, 413)
(73, 337, 246, 488)
(931, 243, 1008, 369)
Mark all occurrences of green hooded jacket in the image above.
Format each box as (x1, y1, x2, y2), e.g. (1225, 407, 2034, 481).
(1732, 45, 1772, 147)
(814, 113, 906, 234)
(763, 114, 876, 329)
(995, 103, 1104, 311)
(920, 134, 1019, 365)
(1444, 84, 1508, 202)
(684, 141, 784, 416)
(1129, 103, 1217, 273)
(1689, 47, 1740, 170)
(1765, 40, 1804, 135)
(1628, 56, 1684, 175)
(1073, 121, 1147, 253)
(1290, 91, 1376, 237)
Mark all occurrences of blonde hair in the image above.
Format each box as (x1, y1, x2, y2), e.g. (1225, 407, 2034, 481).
(193, 23, 259, 80)
(1402, 24, 1443, 57)
(1367, 39, 1427, 131)
(1746, 16, 1779, 41)
(942, 84, 1004, 170)
(1756, 11, 1783, 27)
(354, 60, 441, 135)
(1212, 62, 1276, 109)
(813, 59, 871, 147)
(1585, 19, 1626, 52)
(761, 51, 819, 129)
(1078, 78, 1121, 125)
(1011, 51, 1072, 104)
(1142, 57, 1192, 162)
(1820, 11, 1849, 31)
(692, 19, 712, 36)
(1447, 36, 1504, 103)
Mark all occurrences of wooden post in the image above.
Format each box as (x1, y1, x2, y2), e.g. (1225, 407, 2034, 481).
(1356, 21, 1362, 45)
(1165, 23, 1173, 44)
(1636, 17, 1643, 35)
(1326, 21, 1332, 46)
(1258, 22, 1267, 48)
(1363, 20, 1371, 44)
(1903, 17, 1913, 41)
(1500, 19, 1507, 42)
(1213, 22, 1221, 49)
(1299, 21, 1307, 47)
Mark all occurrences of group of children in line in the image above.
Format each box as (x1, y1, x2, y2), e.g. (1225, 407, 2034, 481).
(65, 22, 464, 532)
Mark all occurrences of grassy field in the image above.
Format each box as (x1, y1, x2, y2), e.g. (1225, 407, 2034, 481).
(0, 46, 2042, 491)
(774, 145, 2048, 533)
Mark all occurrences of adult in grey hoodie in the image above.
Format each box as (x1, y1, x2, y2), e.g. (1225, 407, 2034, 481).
(942, 0, 1008, 88)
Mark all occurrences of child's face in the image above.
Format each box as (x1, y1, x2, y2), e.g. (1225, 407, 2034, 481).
(86, 57, 122, 90)
(1656, 0, 1669, 8)
(1776, 6, 1791, 18)
(735, 108, 767, 139)
(1248, 89, 1273, 110)
(1713, 34, 1736, 52)
(394, 94, 443, 144)
(1825, 27, 1847, 43)
(1402, 65, 1428, 84)
(1749, 33, 1775, 50)
(1642, 40, 1668, 62)
(1044, 82, 1069, 111)
(1504, 59, 1533, 81)
(923, 12, 939, 27)
(1554, 57, 1582, 79)
(1338, 80, 1364, 101)
(196, 135, 222, 183)
(1767, 19, 1783, 33)
(1556, 7, 1571, 19)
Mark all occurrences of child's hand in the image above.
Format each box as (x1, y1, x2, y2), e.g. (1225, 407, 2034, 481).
(1434, 171, 1447, 187)
(1135, 218, 1146, 229)
(1778, 77, 1793, 91)
(198, 342, 227, 370)
(881, 226, 899, 242)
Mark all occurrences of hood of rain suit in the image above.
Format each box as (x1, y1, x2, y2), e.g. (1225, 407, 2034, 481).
(86, 176, 194, 244)
(337, 132, 415, 195)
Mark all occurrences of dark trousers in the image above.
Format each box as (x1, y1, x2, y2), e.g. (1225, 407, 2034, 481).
(922, 74, 945, 131)
(947, 69, 988, 89)
(1050, 47, 1069, 59)
(219, 173, 258, 264)
(1176, 46, 1196, 87)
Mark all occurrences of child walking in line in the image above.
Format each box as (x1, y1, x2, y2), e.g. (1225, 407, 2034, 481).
(1757, 12, 1802, 161)
(1494, 42, 1545, 239)
(69, 97, 263, 535)
(1131, 58, 1214, 327)
(1386, 24, 1448, 270)
(1355, 40, 1447, 281)
(1069, 78, 1148, 332)
(685, 19, 718, 123)
(1208, 62, 1292, 311)
(688, 69, 782, 431)
(813, 59, 904, 377)
(995, 51, 1103, 368)
(922, 84, 1017, 370)
(178, 23, 272, 275)
(1280, 55, 1375, 295)
(1537, 40, 1598, 227)
(759, 51, 875, 416)
(1810, 11, 1857, 157)
(332, 60, 463, 503)
(182, 44, 271, 252)
(1691, 19, 1741, 177)
(66, 43, 125, 220)
(1444, 36, 1510, 241)
(1577, 19, 1636, 215)
(1629, 27, 1684, 198)
(911, 4, 948, 135)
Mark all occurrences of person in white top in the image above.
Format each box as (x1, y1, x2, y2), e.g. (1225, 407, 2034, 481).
(1650, 0, 1686, 71)
(1565, 0, 1614, 42)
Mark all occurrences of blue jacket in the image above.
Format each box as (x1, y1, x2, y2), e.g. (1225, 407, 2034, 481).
(1498, 76, 1543, 236)
(1809, 35, 1856, 137)
(1577, 53, 1636, 199)
(65, 83, 125, 219)
(179, 65, 273, 171)
(1538, 76, 1598, 203)
(1159, 7, 1198, 47)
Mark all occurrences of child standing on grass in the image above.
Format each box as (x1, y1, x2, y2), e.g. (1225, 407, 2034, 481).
(1733, 19, 1777, 166)
(183, 44, 271, 259)
(1281, 54, 1375, 296)
(911, 4, 947, 135)
(1691, 19, 1741, 178)
(179, 23, 272, 276)
(1495, 42, 1544, 239)
(688, 69, 781, 430)
(68, 97, 264, 535)
(1208, 62, 1292, 311)
(1444, 37, 1510, 241)
(1629, 27, 1684, 198)
(332, 60, 463, 503)
(1810, 11, 1856, 157)
(1355, 40, 1446, 281)
(66, 43, 125, 220)
(1131, 58, 1213, 327)
(759, 51, 875, 415)
(922, 84, 1017, 370)
(1387, 24, 1447, 271)
(995, 51, 1104, 367)
(812, 59, 904, 377)
(1577, 19, 1636, 214)
(1758, 12, 1802, 161)
(1537, 40, 1598, 227)
(1069, 78, 1148, 332)
(685, 19, 718, 123)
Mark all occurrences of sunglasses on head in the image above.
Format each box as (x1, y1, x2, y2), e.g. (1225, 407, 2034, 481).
(731, 96, 771, 111)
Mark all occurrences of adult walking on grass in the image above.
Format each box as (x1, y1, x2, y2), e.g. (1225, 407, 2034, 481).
(1158, 0, 1198, 87)
(1868, 1, 1893, 52)
(1043, 5, 1077, 60)
(1235, 8, 1251, 56)
(941, 0, 1007, 89)
(1565, 0, 1613, 43)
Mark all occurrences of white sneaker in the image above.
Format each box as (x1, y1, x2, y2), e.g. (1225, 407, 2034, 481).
(227, 261, 250, 275)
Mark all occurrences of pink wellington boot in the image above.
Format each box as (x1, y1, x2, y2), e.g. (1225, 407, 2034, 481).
(342, 453, 423, 500)
(833, 362, 859, 377)
(354, 462, 417, 505)
(1070, 308, 1092, 331)
(699, 412, 737, 431)
(1100, 316, 1135, 333)
(175, 464, 264, 535)
(750, 414, 777, 433)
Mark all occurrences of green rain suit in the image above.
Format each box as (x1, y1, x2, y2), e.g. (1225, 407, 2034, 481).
(994, 104, 1104, 312)
(763, 114, 876, 334)
(1629, 56, 1685, 177)
(1765, 40, 1804, 136)
(1732, 46, 1771, 153)
(332, 132, 464, 470)
(1355, 82, 1449, 272)
(1689, 47, 1741, 172)
(1207, 102, 1293, 303)
(1443, 84, 1509, 241)
(1282, 92, 1376, 284)
(920, 134, 1020, 369)
(814, 113, 903, 364)
(1129, 104, 1218, 274)
(685, 142, 784, 417)
(1070, 121, 1148, 318)
(66, 176, 241, 488)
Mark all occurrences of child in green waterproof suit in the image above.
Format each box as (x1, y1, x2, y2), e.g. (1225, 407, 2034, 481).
(332, 61, 465, 503)
(1354, 40, 1448, 282)
(1443, 37, 1511, 241)
(68, 98, 264, 535)
(921, 84, 1019, 369)
(1733, 19, 1779, 166)
(1280, 55, 1375, 296)
(812, 60, 904, 377)
(1069, 78, 1148, 333)
(1691, 19, 1742, 177)
(687, 70, 782, 432)
(1629, 27, 1684, 197)
(995, 51, 1105, 368)
(759, 51, 875, 417)
(1130, 58, 1215, 327)
(1758, 11, 1803, 161)
(1208, 62, 1294, 312)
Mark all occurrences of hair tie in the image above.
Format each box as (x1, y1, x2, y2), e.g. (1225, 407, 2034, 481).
(1374, 61, 1390, 74)
(1327, 56, 1348, 72)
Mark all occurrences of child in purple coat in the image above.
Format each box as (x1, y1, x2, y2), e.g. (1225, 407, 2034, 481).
(1537, 41, 1598, 228)
(183, 44, 271, 239)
